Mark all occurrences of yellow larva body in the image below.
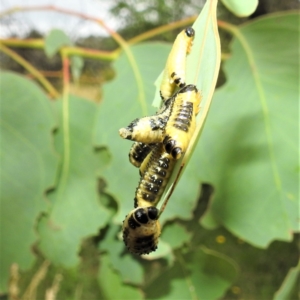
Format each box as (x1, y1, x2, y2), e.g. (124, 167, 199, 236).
(121, 27, 200, 255)
(119, 116, 165, 143)
(122, 206, 161, 255)
(134, 143, 175, 208)
(160, 27, 195, 101)
(119, 98, 172, 144)
(138, 144, 155, 176)
(129, 142, 153, 168)
(163, 84, 201, 159)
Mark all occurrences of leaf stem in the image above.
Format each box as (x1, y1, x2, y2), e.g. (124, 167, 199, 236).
(62, 46, 118, 61)
(126, 15, 197, 46)
(0, 43, 59, 98)
(0, 5, 147, 115)
(60, 49, 71, 190)
(0, 38, 44, 48)
(0, 39, 119, 61)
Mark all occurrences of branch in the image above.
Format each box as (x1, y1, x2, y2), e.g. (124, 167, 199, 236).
(0, 43, 60, 98)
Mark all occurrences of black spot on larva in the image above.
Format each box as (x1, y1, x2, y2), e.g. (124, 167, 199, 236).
(122, 227, 129, 243)
(178, 84, 197, 94)
(175, 118, 190, 125)
(174, 78, 181, 85)
(164, 98, 172, 107)
(172, 147, 182, 159)
(134, 208, 149, 224)
(145, 183, 159, 194)
(127, 118, 139, 131)
(174, 124, 188, 131)
(134, 197, 138, 208)
(149, 119, 160, 130)
(141, 192, 156, 202)
(147, 207, 159, 220)
(149, 175, 163, 185)
(164, 138, 175, 153)
(128, 214, 141, 229)
(158, 158, 169, 169)
(155, 169, 167, 177)
(135, 234, 155, 246)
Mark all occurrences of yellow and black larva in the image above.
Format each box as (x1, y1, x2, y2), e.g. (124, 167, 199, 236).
(138, 144, 155, 177)
(122, 206, 161, 255)
(121, 27, 199, 255)
(163, 84, 201, 159)
(122, 86, 200, 254)
(160, 27, 195, 101)
(119, 97, 173, 144)
(119, 27, 195, 149)
(119, 115, 165, 143)
(125, 85, 201, 161)
(128, 142, 153, 168)
(134, 143, 175, 208)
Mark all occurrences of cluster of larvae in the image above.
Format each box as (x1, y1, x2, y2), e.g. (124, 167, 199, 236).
(119, 27, 201, 255)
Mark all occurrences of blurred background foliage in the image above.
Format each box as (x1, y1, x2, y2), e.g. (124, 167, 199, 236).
(1, 0, 299, 94)
(0, 0, 299, 299)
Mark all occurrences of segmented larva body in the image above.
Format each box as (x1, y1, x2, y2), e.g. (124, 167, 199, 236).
(119, 98, 172, 144)
(138, 144, 155, 177)
(134, 144, 175, 208)
(122, 206, 161, 255)
(163, 84, 201, 159)
(121, 27, 199, 255)
(119, 116, 166, 143)
(160, 27, 195, 101)
(128, 142, 153, 168)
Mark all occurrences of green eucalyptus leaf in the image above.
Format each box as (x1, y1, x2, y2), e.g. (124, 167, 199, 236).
(71, 55, 84, 82)
(158, 0, 221, 220)
(160, 222, 192, 249)
(274, 260, 300, 300)
(0, 71, 58, 291)
(99, 224, 144, 285)
(98, 254, 143, 300)
(198, 12, 299, 246)
(145, 247, 238, 299)
(44, 29, 72, 58)
(38, 95, 110, 266)
(221, 0, 258, 17)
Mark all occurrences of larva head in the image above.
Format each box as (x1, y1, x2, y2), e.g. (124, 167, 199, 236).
(185, 27, 195, 38)
(173, 76, 186, 88)
(122, 206, 161, 255)
(184, 27, 195, 54)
